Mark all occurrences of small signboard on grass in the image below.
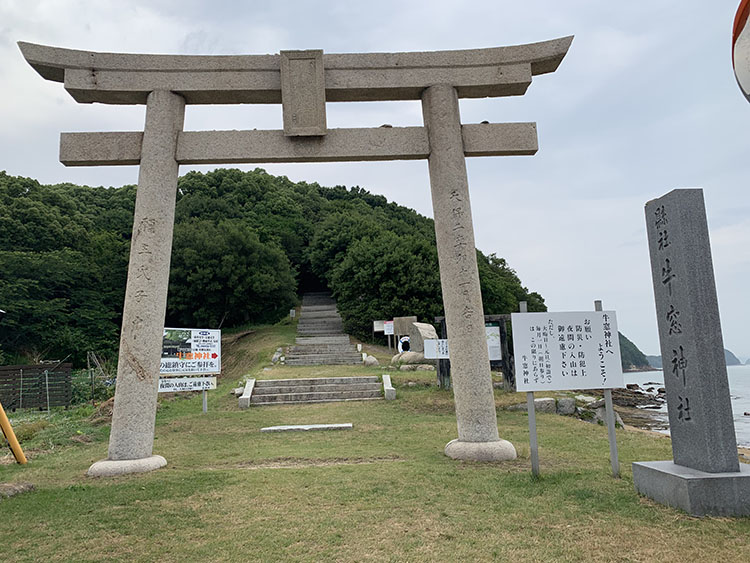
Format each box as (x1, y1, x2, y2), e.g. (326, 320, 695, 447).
(158, 376, 217, 393)
(160, 328, 221, 375)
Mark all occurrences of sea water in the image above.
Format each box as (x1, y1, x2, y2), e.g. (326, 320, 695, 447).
(624, 365, 750, 447)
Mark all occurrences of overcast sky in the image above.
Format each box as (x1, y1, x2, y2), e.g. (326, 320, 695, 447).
(2, 1, 749, 358)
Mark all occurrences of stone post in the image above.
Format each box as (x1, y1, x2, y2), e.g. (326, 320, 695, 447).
(421, 84, 516, 461)
(88, 90, 186, 477)
(633, 188, 750, 516)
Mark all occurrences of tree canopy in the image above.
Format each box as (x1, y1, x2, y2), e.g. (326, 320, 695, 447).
(0, 168, 549, 366)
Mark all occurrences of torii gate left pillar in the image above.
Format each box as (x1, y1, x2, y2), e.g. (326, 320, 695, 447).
(19, 38, 572, 475)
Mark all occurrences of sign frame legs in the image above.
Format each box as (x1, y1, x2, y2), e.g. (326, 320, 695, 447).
(594, 299, 620, 478)
(519, 302, 540, 477)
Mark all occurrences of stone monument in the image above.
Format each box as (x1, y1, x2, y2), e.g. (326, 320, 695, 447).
(635, 189, 750, 516)
(19, 36, 572, 472)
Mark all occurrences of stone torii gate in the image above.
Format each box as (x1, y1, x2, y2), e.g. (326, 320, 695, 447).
(20, 37, 572, 476)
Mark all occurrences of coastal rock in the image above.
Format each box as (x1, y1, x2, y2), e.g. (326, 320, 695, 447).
(575, 394, 597, 403)
(592, 406, 624, 428)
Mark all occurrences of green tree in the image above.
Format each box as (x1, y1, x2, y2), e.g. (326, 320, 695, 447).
(166, 219, 297, 327)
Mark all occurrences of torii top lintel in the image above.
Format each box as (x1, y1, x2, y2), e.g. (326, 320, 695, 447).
(18, 37, 573, 105)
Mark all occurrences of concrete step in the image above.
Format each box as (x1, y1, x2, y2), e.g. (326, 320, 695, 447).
(288, 344, 355, 351)
(253, 382, 382, 395)
(295, 336, 351, 345)
(301, 298, 336, 306)
(285, 358, 362, 366)
(298, 313, 341, 320)
(286, 351, 360, 358)
(250, 397, 383, 406)
(255, 376, 379, 386)
(250, 389, 383, 404)
(299, 306, 339, 313)
(297, 322, 343, 329)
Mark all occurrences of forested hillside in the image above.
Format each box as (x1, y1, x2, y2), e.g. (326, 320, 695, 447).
(0, 169, 546, 366)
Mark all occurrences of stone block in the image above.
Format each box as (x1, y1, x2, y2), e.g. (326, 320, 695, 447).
(408, 322, 438, 353)
(556, 397, 576, 415)
(534, 398, 556, 413)
(238, 378, 256, 409)
(632, 461, 750, 517)
(260, 424, 352, 433)
(645, 189, 739, 473)
(87, 455, 167, 477)
(280, 50, 326, 136)
(382, 374, 396, 400)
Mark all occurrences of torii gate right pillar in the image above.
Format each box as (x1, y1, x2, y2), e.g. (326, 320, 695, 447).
(422, 84, 516, 461)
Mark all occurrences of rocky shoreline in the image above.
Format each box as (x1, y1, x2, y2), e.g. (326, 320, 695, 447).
(587, 383, 669, 431)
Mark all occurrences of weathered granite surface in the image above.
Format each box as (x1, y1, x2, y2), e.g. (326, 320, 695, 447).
(408, 322, 438, 353)
(635, 188, 747, 516)
(104, 90, 185, 466)
(423, 84, 515, 461)
(644, 189, 738, 473)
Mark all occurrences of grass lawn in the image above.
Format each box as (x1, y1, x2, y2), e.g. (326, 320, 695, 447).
(1, 323, 749, 562)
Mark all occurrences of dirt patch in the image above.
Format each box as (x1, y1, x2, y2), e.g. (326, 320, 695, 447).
(89, 397, 114, 425)
(221, 330, 255, 344)
(0, 482, 34, 499)
(235, 455, 405, 470)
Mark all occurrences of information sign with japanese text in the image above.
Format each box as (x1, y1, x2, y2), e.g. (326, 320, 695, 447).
(383, 320, 394, 335)
(511, 312, 623, 392)
(158, 376, 217, 393)
(373, 320, 385, 332)
(424, 339, 450, 359)
(161, 328, 221, 375)
(424, 325, 502, 360)
(486, 325, 502, 361)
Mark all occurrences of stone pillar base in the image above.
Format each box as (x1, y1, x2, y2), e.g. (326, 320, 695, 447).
(87, 455, 167, 477)
(445, 439, 517, 462)
(633, 460, 750, 517)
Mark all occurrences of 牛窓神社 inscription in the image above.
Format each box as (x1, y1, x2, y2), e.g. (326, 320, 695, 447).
(634, 188, 750, 517)
(19, 37, 573, 474)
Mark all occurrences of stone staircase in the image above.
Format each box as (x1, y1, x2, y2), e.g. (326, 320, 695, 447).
(248, 376, 382, 405)
(285, 292, 362, 366)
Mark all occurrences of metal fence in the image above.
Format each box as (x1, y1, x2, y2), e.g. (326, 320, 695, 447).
(0, 364, 73, 411)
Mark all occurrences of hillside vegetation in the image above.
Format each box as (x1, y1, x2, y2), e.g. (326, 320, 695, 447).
(0, 169, 545, 365)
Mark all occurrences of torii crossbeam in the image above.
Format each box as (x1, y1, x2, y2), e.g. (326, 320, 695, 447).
(20, 37, 572, 476)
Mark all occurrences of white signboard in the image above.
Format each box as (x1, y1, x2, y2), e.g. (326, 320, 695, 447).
(373, 320, 385, 332)
(424, 326, 501, 360)
(383, 320, 394, 335)
(161, 328, 221, 375)
(511, 311, 623, 392)
(424, 339, 450, 359)
(158, 376, 217, 393)
(486, 325, 502, 361)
